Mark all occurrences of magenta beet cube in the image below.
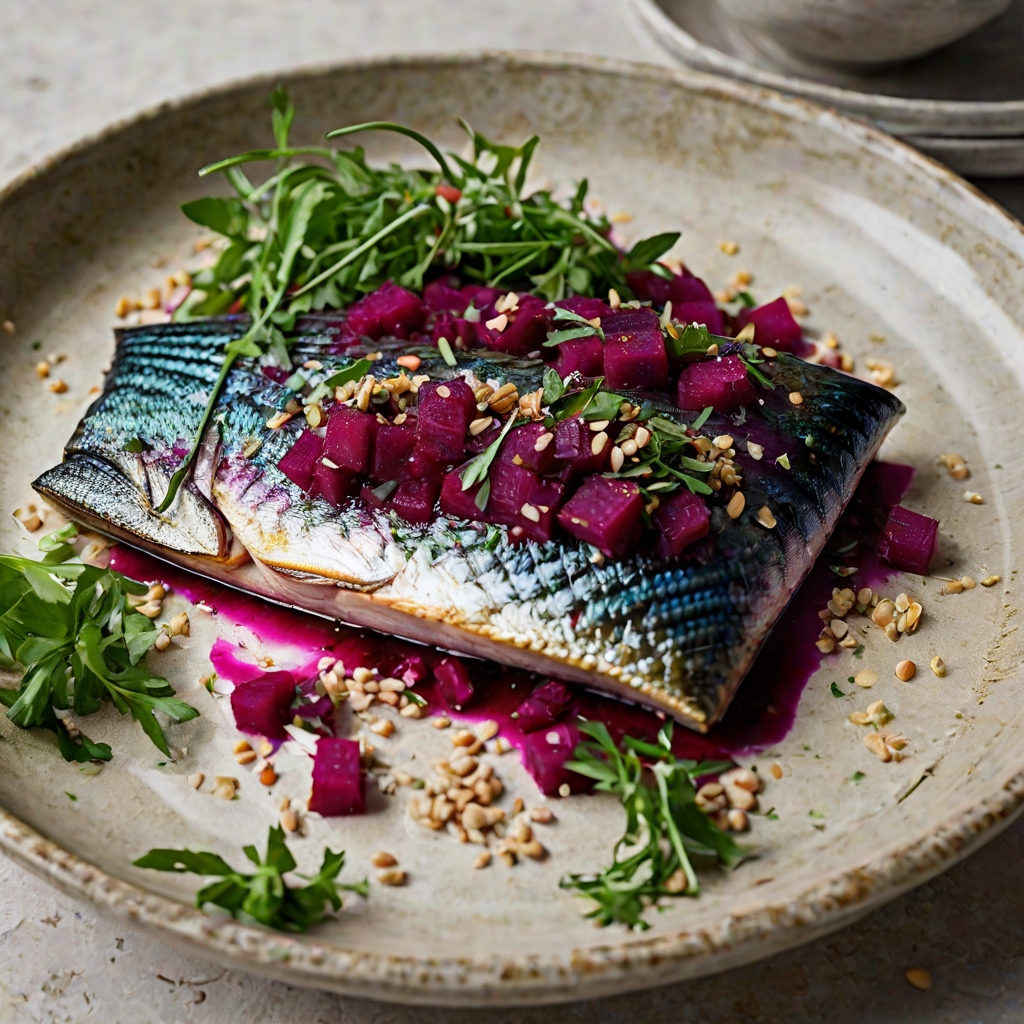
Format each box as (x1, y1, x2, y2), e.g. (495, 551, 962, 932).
(601, 309, 668, 390)
(460, 284, 500, 310)
(500, 423, 557, 476)
(439, 470, 489, 523)
(653, 491, 711, 559)
(372, 423, 416, 482)
(392, 654, 429, 687)
(230, 671, 297, 740)
(515, 478, 564, 543)
(323, 406, 378, 473)
(416, 378, 477, 462)
(277, 429, 324, 493)
(878, 505, 939, 576)
(677, 355, 755, 413)
(434, 656, 474, 708)
(555, 296, 612, 320)
(309, 737, 365, 816)
(513, 680, 575, 733)
(431, 313, 477, 350)
(477, 294, 552, 356)
(520, 721, 589, 796)
(551, 336, 604, 379)
(313, 460, 356, 507)
(342, 280, 425, 341)
(672, 301, 726, 338)
(423, 279, 469, 313)
(626, 267, 714, 306)
(488, 460, 540, 523)
(390, 477, 440, 524)
(553, 415, 611, 479)
(558, 476, 644, 558)
(736, 297, 806, 354)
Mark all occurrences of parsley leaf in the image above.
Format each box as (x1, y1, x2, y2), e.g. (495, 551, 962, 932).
(559, 721, 746, 930)
(830, 682, 846, 698)
(0, 527, 197, 760)
(134, 825, 367, 932)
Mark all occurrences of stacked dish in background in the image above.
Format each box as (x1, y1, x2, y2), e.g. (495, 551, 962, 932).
(628, 0, 1024, 176)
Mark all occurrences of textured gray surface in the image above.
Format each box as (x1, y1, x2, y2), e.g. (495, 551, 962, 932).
(2, 1, 1024, 1021)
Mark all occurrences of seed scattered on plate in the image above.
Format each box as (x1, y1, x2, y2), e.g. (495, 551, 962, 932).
(719, 240, 739, 255)
(963, 491, 984, 504)
(930, 656, 947, 678)
(895, 660, 916, 682)
(905, 968, 933, 991)
(854, 669, 879, 688)
(981, 575, 1001, 587)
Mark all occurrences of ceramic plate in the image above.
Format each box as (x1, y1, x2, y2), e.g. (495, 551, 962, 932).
(628, 0, 1024, 140)
(2, 53, 1024, 1007)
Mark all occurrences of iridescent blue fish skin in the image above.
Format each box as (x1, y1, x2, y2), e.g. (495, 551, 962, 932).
(35, 318, 903, 730)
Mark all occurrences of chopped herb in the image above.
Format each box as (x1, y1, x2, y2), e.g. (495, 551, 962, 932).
(847, 676, 856, 685)
(736, 291, 756, 308)
(65, 792, 77, 801)
(830, 682, 846, 698)
(404, 690, 428, 707)
(542, 366, 565, 405)
(559, 721, 745, 930)
(766, 809, 779, 820)
(662, 322, 720, 361)
(690, 406, 714, 431)
(322, 357, 372, 390)
(543, 307, 605, 347)
(808, 810, 825, 818)
(31, 341, 41, 351)
(371, 479, 399, 502)
(776, 453, 791, 470)
(550, 379, 603, 422)
(0, 526, 198, 761)
(459, 412, 521, 504)
(852, 644, 865, 659)
(134, 825, 367, 932)
(436, 336, 457, 368)
(850, 771, 865, 784)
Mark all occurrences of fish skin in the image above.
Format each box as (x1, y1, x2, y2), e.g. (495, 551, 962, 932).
(33, 318, 904, 730)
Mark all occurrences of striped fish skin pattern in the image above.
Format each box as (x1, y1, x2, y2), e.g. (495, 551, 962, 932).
(34, 318, 904, 731)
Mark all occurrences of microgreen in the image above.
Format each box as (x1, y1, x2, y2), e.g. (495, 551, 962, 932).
(459, 412, 522, 510)
(543, 307, 606, 347)
(133, 825, 367, 932)
(559, 721, 746, 930)
(162, 89, 679, 510)
(542, 366, 566, 405)
(0, 527, 197, 761)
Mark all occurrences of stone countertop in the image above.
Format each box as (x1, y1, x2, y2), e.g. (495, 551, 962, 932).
(2, 2, 1024, 1021)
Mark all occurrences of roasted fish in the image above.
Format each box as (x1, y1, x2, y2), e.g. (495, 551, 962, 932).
(35, 288, 903, 731)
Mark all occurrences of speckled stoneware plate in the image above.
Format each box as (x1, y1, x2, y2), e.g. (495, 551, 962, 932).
(1, 53, 1024, 1007)
(628, 0, 1024, 142)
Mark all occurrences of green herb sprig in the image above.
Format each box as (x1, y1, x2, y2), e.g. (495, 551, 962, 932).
(0, 525, 198, 761)
(560, 721, 746, 929)
(459, 412, 523, 511)
(160, 88, 679, 511)
(134, 825, 367, 932)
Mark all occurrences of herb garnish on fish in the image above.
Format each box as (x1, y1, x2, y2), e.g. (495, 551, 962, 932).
(160, 89, 680, 510)
(560, 722, 745, 929)
(0, 525, 197, 761)
(134, 825, 368, 932)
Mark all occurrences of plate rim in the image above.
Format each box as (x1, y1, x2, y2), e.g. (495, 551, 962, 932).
(3, 48, 1024, 1006)
(627, 0, 1024, 137)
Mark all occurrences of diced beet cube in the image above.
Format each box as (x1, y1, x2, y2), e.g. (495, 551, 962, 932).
(601, 309, 668, 390)
(878, 505, 939, 576)
(551, 336, 604, 379)
(342, 280, 424, 341)
(520, 721, 589, 796)
(390, 477, 439, 524)
(416, 378, 477, 461)
(262, 365, 291, 384)
(323, 407, 377, 473)
(672, 301, 726, 338)
(500, 423, 557, 476)
(489, 460, 541, 524)
(558, 476, 644, 558)
(360, 481, 391, 511)
(653, 491, 711, 559)
(277, 429, 324, 493)
(313, 459, 356, 506)
(556, 297, 612, 320)
(423, 279, 468, 313)
(477, 294, 552, 356)
(406, 439, 449, 483)
(627, 267, 714, 305)
(521, 479, 565, 543)
(434, 656, 474, 708)
(230, 671, 296, 740)
(553, 415, 612, 479)
(677, 356, 755, 413)
(461, 284, 500, 310)
(431, 313, 477, 350)
(736, 297, 806, 355)
(372, 423, 416, 482)
(393, 655, 429, 687)
(439, 469, 489, 522)
(513, 680, 575, 732)
(309, 737, 365, 816)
